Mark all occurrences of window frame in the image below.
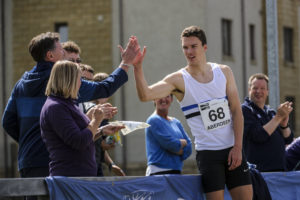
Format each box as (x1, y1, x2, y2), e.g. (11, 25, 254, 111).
(221, 18, 233, 57)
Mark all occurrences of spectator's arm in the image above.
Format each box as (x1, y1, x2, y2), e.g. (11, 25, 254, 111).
(146, 118, 182, 154)
(279, 110, 293, 141)
(283, 128, 294, 145)
(2, 94, 19, 142)
(281, 126, 292, 139)
(77, 68, 128, 103)
(177, 121, 192, 160)
(44, 104, 94, 150)
(104, 151, 125, 176)
(262, 114, 282, 136)
(242, 106, 271, 143)
(263, 102, 292, 136)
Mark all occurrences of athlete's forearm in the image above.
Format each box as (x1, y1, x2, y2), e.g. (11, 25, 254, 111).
(231, 108, 244, 149)
(133, 67, 152, 101)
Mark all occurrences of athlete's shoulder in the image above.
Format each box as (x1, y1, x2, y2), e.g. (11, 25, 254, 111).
(172, 68, 185, 76)
(215, 63, 232, 76)
(214, 63, 231, 70)
(162, 69, 185, 99)
(163, 69, 184, 81)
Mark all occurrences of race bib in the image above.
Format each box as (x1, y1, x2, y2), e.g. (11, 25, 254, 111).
(198, 98, 231, 131)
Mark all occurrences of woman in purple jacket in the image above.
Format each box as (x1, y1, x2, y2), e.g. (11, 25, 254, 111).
(40, 61, 124, 176)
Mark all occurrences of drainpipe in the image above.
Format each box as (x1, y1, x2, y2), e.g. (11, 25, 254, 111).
(265, 0, 279, 108)
(1, 0, 9, 178)
(118, 0, 127, 173)
(241, 0, 247, 98)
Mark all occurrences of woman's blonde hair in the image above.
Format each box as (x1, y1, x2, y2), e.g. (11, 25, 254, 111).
(45, 60, 81, 99)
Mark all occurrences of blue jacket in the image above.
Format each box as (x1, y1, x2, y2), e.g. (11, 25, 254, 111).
(145, 114, 192, 171)
(242, 97, 293, 172)
(2, 61, 127, 170)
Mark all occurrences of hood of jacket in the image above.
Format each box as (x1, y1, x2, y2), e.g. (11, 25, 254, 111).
(19, 61, 54, 97)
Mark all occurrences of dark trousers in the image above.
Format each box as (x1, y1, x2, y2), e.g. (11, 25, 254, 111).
(19, 167, 49, 200)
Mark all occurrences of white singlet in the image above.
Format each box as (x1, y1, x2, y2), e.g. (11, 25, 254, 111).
(178, 63, 234, 151)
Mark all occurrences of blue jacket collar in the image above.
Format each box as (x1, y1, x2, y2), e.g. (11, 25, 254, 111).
(31, 61, 55, 73)
(244, 97, 270, 113)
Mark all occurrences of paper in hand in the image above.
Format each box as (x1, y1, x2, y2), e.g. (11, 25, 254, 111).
(109, 121, 150, 135)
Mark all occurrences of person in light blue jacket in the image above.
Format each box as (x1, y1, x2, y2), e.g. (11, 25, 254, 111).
(145, 94, 192, 176)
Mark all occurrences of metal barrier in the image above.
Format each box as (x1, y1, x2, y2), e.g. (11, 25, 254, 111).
(0, 176, 142, 198)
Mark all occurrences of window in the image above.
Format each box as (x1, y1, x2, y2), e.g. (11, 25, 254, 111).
(285, 96, 296, 131)
(249, 24, 256, 60)
(283, 27, 293, 62)
(221, 19, 232, 56)
(55, 23, 68, 42)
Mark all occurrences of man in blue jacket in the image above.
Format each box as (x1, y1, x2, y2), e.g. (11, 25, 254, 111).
(242, 73, 294, 172)
(2, 32, 139, 179)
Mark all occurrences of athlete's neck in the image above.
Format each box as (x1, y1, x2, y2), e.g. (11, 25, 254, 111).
(186, 62, 211, 75)
(185, 63, 213, 84)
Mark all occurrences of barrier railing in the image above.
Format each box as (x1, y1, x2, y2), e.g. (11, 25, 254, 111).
(0, 176, 141, 198)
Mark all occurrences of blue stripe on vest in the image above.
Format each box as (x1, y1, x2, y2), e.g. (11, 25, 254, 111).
(181, 96, 228, 119)
(181, 104, 198, 111)
(181, 96, 228, 112)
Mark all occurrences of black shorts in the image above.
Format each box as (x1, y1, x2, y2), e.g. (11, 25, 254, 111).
(196, 147, 251, 193)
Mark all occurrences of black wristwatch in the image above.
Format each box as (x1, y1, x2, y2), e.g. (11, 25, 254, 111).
(109, 162, 115, 171)
(280, 123, 289, 129)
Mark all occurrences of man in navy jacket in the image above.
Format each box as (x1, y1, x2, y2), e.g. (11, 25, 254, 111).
(242, 73, 293, 172)
(2, 32, 139, 178)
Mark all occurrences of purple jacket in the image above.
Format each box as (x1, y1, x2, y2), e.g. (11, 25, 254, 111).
(286, 137, 300, 171)
(40, 95, 96, 176)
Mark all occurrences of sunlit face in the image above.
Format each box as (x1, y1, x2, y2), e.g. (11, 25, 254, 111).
(249, 78, 269, 108)
(50, 41, 65, 62)
(64, 52, 81, 63)
(181, 36, 207, 66)
(154, 95, 173, 112)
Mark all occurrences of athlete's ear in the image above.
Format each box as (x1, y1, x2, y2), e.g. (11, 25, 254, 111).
(203, 44, 208, 51)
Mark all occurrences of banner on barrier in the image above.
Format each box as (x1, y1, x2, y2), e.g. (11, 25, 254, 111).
(46, 175, 205, 200)
(46, 171, 300, 200)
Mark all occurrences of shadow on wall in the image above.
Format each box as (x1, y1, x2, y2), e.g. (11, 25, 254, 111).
(0, 142, 19, 178)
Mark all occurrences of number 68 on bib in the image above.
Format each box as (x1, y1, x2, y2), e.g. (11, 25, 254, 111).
(198, 98, 231, 131)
